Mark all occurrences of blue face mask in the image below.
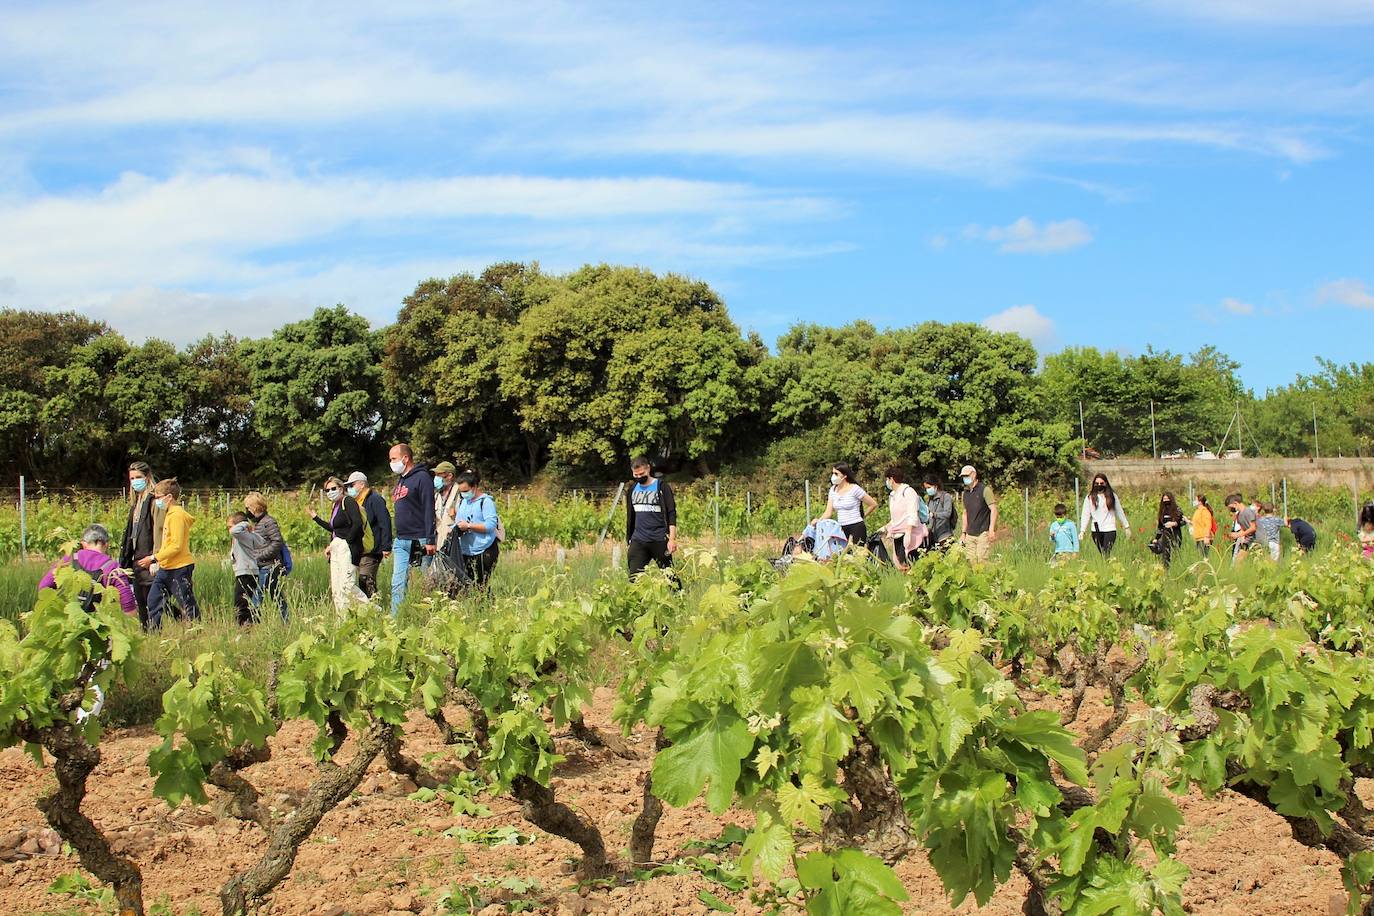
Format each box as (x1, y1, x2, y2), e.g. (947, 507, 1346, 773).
(925, 486, 936, 496)
(154, 498, 166, 511)
(131, 477, 148, 493)
(961, 476, 973, 487)
(434, 476, 446, 490)
(461, 489, 476, 502)
(346, 486, 358, 499)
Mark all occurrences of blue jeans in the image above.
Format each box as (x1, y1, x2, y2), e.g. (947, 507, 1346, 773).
(252, 564, 289, 621)
(148, 565, 200, 629)
(390, 538, 429, 615)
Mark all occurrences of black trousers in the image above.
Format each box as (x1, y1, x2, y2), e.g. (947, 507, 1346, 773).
(130, 565, 153, 629)
(233, 574, 258, 624)
(841, 521, 868, 544)
(1091, 530, 1118, 556)
(892, 533, 925, 564)
(462, 543, 500, 587)
(628, 539, 672, 577)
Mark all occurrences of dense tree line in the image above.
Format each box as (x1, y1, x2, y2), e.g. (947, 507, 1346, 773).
(2, 262, 1369, 491)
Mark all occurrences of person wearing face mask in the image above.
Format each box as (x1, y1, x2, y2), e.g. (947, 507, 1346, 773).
(453, 468, 502, 587)
(814, 463, 878, 546)
(627, 456, 677, 577)
(921, 475, 957, 549)
(1224, 492, 1258, 563)
(347, 471, 392, 598)
(1150, 492, 1185, 566)
(244, 491, 289, 621)
(876, 466, 926, 570)
(1190, 494, 1216, 556)
(958, 465, 998, 562)
(118, 460, 162, 627)
(1079, 473, 1130, 556)
(388, 443, 436, 614)
(432, 461, 463, 554)
(310, 475, 369, 611)
(137, 478, 199, 629)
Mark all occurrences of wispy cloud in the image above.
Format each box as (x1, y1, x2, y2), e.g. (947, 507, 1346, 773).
(1318, 278, 1374, 309)
(1139, 0, 1374, 25)
(0, 163, 841, 340)
(963, 217, 1094, 254)
(982, 304, 1058, 351)
(1221, 297, 1255, 315)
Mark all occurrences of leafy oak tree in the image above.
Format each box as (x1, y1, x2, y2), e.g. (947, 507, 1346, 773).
(241, 305, 385, 484)
(755, 321, 1074, 484)
(498, 265, 764, 475)
(0, 309, 111, 481)
(384, 262, 554, 475)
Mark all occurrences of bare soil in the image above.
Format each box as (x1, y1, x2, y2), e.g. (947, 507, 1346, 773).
(0, 687, 1349, 916)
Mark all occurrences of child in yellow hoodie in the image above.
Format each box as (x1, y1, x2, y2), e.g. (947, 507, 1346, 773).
(136, 478, 199, 629)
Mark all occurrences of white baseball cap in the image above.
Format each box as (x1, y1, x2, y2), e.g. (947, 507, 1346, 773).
(346, 471, 368, 485)
(960, 465, 976, 477)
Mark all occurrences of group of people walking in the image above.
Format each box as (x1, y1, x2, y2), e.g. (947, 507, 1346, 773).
(38, 444, 505, 629)
(1050, 473, 1321, 565)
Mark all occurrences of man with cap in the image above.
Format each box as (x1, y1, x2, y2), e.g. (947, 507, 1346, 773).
(958, 464, 998, 563)
(347, 470, 393, 599)
(433, 461, 462, 554)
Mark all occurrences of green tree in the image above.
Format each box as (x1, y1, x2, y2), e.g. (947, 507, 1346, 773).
(498, 265, 762, 475)
(0, 309, 110, 482)
(755, 321, 1074, 485)
(241, 305, 385, 484)
(180, 335, 255, 484)
(384, 263, 553, 476)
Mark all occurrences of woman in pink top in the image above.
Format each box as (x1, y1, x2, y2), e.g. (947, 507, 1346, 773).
(877, 467, 927, 570)
(37, 524, 138, 615)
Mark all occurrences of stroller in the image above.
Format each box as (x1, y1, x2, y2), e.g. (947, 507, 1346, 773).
(774, 519, 850, 570)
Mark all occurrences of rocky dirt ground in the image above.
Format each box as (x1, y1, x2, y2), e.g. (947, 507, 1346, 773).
(0, 686, 1353, 916)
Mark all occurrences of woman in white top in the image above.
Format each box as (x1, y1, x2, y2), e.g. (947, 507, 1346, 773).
(814, 463, 878, 545)
(877, 466, 927, 570)
(1079, 473, 1130, 556)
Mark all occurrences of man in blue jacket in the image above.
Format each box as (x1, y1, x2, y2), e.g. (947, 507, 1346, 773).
(387, 443, 435, 613)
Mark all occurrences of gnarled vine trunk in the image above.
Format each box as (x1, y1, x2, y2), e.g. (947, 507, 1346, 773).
(219, 721, 392, 915)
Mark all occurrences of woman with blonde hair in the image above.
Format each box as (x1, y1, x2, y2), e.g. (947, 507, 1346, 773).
(244, 491, 288, 620)
(309, 476, 369, 610)
(118, 460, 162, 627)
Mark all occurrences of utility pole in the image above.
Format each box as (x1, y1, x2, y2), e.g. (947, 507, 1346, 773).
(1314, 403, 1320, 459)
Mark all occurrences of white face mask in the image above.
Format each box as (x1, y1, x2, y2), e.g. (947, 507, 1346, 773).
(389, 459, 406, 474)
(830, 473, 841, 486)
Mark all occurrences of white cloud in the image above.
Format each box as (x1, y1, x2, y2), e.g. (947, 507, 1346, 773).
(1221, 297, 1255, 315)
(964, 217, 1094, 254)
(981, 304, 1058, 351)
(0, 163, 848, 341)
(1318, 278, 1374, 309)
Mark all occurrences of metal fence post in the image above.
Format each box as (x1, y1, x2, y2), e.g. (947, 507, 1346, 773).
(1023, 487, 1030, 542)
(1282, 478, 1288, 519)
(595, 482, 626, 548)
(804, 479, 811, 523)
(19, 476, 27, 560)
(746, 491, 752, 545)
(714, 479, 720, 546)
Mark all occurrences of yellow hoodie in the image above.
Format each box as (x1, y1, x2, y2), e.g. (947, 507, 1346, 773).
(155, 504, 196, 570)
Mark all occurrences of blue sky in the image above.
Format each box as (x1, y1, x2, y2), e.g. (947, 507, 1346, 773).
(1, 1, 1371, 392)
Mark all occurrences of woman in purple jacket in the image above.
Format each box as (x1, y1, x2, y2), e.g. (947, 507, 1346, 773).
(38, 524, 138, 615)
